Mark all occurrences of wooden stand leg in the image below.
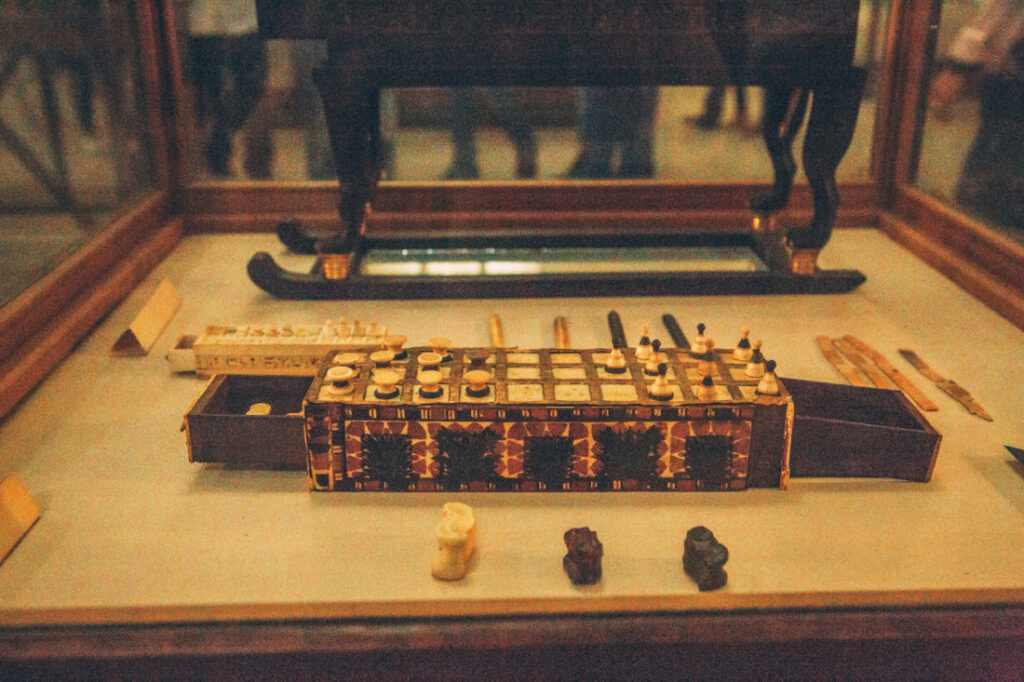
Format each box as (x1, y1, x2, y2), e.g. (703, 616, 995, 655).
(312, 67, 381, 277)
(750, 86, 808, 213)
(788, 72, 865, 250)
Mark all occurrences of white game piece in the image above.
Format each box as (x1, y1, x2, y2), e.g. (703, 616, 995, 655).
(370, 349, 396, 367)
(644, 339, 664, 375)
(733, 326, 753, 362)
(647, 363, 674, 401)
(691, 323, 711, 357)
(464, 369, 491, 398)
(430, 337, 452, 360)
(372, 369, 402, 400)
(418, 370, 444, 399)
(635, 324, 653, 361)
(417, 351, 443, 372)
(745, 340, 767, 378)
(604, 348, 628, 374)
(386, 335, 408, 360)
(326, 366, 357, 396)
(431, 502, 477, 581)
(756, 360, 780, 395)
(696, 373, 718, 401)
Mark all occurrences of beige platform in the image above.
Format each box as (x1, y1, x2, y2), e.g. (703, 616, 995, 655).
(1, 229, 1022, 627)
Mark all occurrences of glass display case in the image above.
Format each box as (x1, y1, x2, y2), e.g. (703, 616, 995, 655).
(1, 1, 1022, 677)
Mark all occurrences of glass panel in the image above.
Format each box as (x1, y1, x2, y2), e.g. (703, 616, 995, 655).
(0, 2, 156, 307)
(916, 0, 1024, 243)
(182, 1, 890, 186)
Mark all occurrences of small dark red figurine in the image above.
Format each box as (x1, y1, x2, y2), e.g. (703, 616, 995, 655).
(683, 526, 728, 591)
(563, 527, 603, 585)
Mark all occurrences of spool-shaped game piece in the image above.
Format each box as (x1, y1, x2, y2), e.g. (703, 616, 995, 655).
(370, 349, 396, 368)
(429, 337, 452, 362)
(418, 351, 443, 373)
(464, 369, 491, 398)
(418, 370, 444, 399)
(385, 335, 408, 360)
(373, 369, 402, 400)
(332, 352, 362, 367)
(326, 365, 356, 396)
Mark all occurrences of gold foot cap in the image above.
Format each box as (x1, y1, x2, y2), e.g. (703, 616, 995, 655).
(321, 253, 351, 280)
(789, 249, 820, 276)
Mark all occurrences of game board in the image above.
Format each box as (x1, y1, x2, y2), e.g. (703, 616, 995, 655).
(303, 345, 792, 492)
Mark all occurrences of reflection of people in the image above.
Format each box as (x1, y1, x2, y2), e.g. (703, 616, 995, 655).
(688, 85, 750, 131)
(446, 88, 537, 179)
(566, 87, 658, 179)
(187, 0, 269, 177)
(930, 0, 1024, 228)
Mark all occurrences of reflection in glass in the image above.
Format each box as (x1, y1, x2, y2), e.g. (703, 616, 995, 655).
(0, 2, 154, 307)
(918, 0, 1024, 242)
(184, 2, 890, 185)
(361, 246, 765, 278)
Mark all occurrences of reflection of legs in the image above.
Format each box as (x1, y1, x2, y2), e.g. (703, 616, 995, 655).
(567, 88, 614, 178)
(446, 88, 478, 179)
(693, 85, 725, 129)
(750, 86, 808, 213)
(291, 41, 334, 180)
(484, 87, 537, 178)
(230, 36, 270, 179)
(956, 78, 1024, 227)
(619, 87, 657, 178)
(188, 37, 229, 174)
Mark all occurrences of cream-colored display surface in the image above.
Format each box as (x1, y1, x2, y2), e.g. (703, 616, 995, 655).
(1, 231, 1023, 626)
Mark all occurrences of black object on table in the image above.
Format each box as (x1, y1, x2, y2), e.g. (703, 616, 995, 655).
(248, 1, 867, 300)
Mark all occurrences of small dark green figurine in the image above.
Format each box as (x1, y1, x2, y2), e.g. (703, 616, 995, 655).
(683, 526, 728, 591)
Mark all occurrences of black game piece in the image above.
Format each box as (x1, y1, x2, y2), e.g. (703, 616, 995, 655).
(662, 314, 690, 349)
(683, 526, 728, 591)
(608, 311, 628, 349)
(563, 527, 603, 585)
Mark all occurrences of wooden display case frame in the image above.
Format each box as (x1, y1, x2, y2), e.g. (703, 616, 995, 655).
(2, 0, 1023, 677)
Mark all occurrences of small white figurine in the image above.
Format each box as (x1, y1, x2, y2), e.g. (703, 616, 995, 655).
(732, 326, 753, 362)
(756, 360, 780, 395)
(745, 340, 767, 378)
(635, 324, 653, 361)
(604, 347, 628, 374)
(431, 502, 477, 581)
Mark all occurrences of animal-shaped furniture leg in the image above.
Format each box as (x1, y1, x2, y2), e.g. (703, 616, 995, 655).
(753, 76, 864, 270)
(431, 502, 477, 580)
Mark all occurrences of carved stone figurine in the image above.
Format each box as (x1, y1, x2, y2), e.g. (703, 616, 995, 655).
(563, 527, 603, 585)
(683, 526, 728, 591)
(431, 502, 477, 580)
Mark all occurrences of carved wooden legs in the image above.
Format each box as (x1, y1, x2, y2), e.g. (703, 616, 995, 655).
(752, 71, 865, 267)
(789, 79, 863, 250)
(751, 87, 808, 214)
(309, 70, 383, 277)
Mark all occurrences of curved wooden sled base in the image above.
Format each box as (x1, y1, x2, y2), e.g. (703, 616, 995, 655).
(247, 252, 865, 300)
